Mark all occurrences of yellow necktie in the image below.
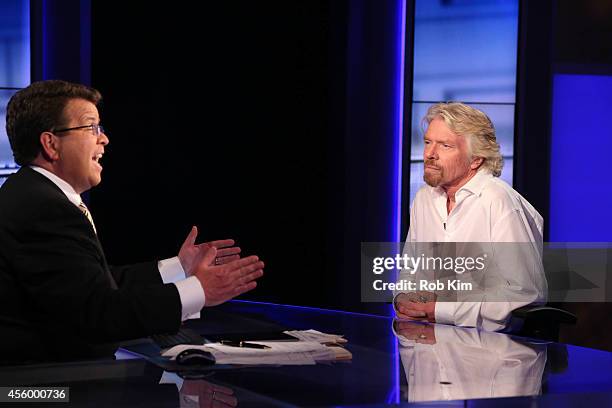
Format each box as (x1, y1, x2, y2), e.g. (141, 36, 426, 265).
(78, 202, 97, 234)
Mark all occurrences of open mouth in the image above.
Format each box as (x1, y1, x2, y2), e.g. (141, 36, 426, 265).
(92, 152, 103, 164)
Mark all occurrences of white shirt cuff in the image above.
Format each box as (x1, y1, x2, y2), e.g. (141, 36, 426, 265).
(173, 276, 205, 321)
(434, 301, 456, 325)
(158, 257, 187, 283)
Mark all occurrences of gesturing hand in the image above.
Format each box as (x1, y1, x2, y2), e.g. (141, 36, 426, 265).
(178, 226, 242, 276)
(193, 246, 264, 307)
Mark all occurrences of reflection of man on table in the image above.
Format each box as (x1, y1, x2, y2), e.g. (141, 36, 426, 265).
(394, 102, 547, 331)
(394, 319, 546, 402)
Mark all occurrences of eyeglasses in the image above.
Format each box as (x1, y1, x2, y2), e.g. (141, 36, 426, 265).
(53, 124, 105, 137)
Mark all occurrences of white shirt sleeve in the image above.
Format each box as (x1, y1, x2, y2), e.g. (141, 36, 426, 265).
(158, 257, 204, 320)
(437, 210, 547, 331)
(158, 256, 188, 283)
(434, 301, 459, 325)
(478, 209, 546, 331)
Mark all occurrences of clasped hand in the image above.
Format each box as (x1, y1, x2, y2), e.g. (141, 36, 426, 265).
(394, 291, 436, 322)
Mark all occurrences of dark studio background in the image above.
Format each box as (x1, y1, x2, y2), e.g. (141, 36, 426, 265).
(25, 0, 612, 347)
(83, 0, 408, 315)
(89, 1, 350, 310)
(30, 0, 409, 315)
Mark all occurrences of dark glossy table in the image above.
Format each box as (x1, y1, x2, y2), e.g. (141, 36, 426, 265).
(0, 300, 611, 407)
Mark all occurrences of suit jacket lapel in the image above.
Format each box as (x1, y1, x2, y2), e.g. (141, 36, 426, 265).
(20, 167, 119, 289)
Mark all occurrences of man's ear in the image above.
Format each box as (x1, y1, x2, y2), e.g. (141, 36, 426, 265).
(39, 132, 60, 161)
(470, 156, 484, 170)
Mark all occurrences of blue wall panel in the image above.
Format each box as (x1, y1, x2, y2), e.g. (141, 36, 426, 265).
(0, 0, 30, 186)
(550, 74, 612, 241)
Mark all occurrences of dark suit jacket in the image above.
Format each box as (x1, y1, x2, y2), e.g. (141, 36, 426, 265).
(0, 167, 182, 364)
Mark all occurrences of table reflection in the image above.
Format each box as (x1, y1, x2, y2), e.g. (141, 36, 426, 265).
(176, 377, 238, 408)
(394, 319, 547, 402)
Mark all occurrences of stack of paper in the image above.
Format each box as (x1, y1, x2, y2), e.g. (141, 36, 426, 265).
(326, 345, 352, 361)
(162, 341, 340, 365)
(284, 329, 348, 345)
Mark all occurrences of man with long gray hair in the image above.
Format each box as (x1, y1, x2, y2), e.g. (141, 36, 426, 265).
(394, 102, 547, 331)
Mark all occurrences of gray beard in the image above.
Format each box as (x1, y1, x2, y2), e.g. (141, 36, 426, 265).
(423, 169, 442, 187)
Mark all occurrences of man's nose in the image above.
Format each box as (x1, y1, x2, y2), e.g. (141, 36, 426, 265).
(99, 132, 109, 146)
(424, 144, 438, 159)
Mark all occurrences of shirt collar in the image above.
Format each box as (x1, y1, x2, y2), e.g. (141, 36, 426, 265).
(29, 165, 83, 207)
(456, 168, 493, 197)
(429, 168, 493, 200)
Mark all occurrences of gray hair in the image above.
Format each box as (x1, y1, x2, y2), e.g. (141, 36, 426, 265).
(423, 102, 504, 177)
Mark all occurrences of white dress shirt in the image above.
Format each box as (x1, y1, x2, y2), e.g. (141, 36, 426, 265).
(30, 165, 204, 321)
(397, 169, 547, 331)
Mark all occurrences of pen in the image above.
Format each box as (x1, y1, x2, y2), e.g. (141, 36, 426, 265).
(220, 340, 271, 349)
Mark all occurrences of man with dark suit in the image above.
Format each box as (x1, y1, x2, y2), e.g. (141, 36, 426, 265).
(0, 80, 264, 364)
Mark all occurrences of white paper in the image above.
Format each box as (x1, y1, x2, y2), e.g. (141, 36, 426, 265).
(162, 341, 333, 365)
(284, 329, 348, 344)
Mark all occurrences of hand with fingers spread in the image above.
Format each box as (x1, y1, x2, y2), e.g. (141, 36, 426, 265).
(178, 226, 242, 276)
(193, 245, 264, 307)
(394, 292, 436, 323)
